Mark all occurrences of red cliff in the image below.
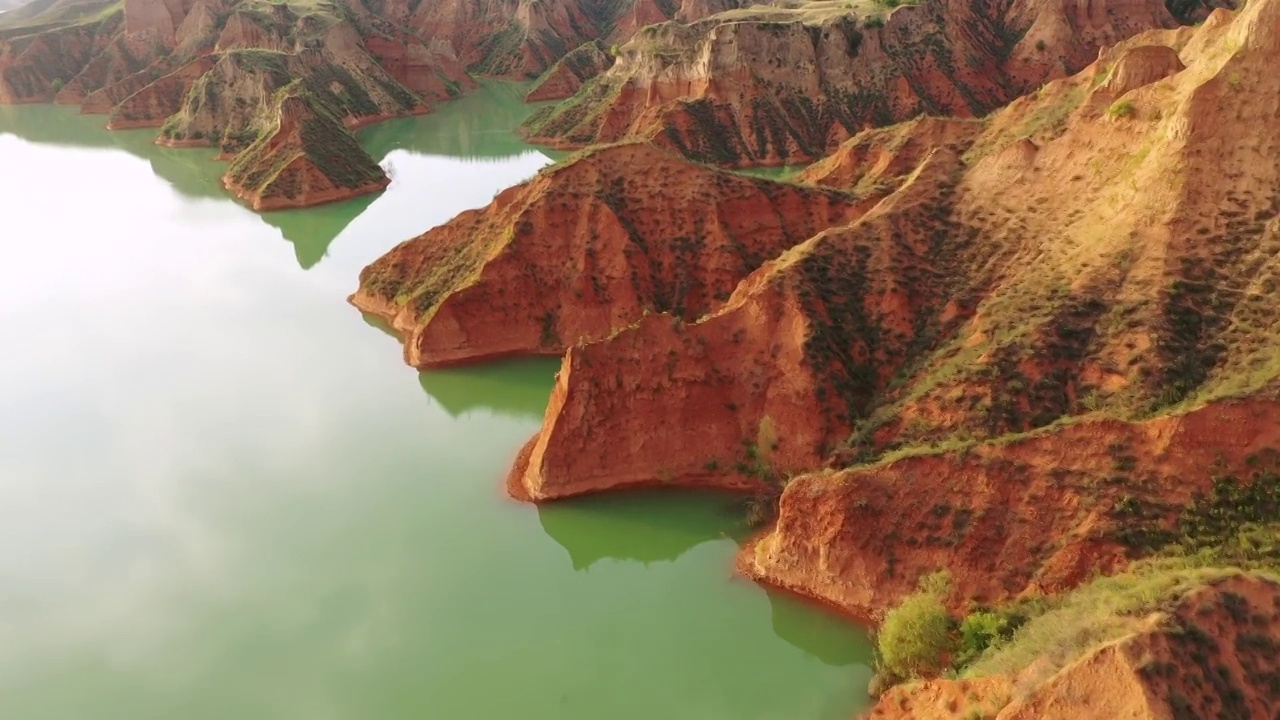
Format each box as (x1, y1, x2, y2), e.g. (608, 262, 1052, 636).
(522, 0, 1182, 166)
(351, 141, 863, 368)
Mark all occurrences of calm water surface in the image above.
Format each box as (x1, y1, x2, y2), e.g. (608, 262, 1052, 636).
(0, 81, 872, 720)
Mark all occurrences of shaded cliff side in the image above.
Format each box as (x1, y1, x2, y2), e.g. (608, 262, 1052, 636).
(351, 141, 865, 368)
(524, 38, 612, 102)
(521, 0, 1184, 166)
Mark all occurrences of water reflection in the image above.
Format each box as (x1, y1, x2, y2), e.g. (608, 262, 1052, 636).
(0, 96, 874, 719)
(360, 81, 564, 162)
(418, 357, 559, 419)
(0, 90, 555, 272)
(765, 589, 876, 667)
(536, 490, 745, 569)
(264, 195, 379, 268)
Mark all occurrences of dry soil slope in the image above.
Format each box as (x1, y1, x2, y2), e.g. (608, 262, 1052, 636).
(351, 141, 864, 369)
(520, 0, 1183, 166)
(509, 0, 1280, 609)
(222, 90, 390, 210)
(869, 573, 1280, 720)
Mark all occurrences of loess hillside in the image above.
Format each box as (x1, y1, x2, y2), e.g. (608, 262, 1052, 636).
(353, 0, 1280, 715)
(520, 0, 1198, 167)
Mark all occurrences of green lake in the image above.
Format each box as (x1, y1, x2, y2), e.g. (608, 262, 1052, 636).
(0, 81, 873, 720)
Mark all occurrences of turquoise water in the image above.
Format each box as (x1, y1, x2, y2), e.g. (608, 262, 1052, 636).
(0, 82, 873, 720)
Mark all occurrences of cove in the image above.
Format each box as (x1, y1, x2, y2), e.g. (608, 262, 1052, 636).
(0, 81, 873, 720)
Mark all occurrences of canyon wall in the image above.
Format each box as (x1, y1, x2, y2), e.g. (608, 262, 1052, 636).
(522, 0, 1183, 166)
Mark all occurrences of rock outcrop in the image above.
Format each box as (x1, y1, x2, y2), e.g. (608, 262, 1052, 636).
(521, 0, 1184, 166)
(743, 399, 1280, 618)
(524, 38, 612, 102)
(222, 91, 389, 210)
(0, 0, 478, 209)
(351, 141, 863, 369)
(0, 10, 123, 103)
(496, 0, 1280, 515)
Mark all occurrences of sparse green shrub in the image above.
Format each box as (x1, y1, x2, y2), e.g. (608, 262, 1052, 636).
(50, 79, 64, 93)
(864, 15, 885, 28)
(877, 571, 955, 679)
(1107, 99, 1136, 120)
(955, 611, 1021, 668)
(1035, 39, 1047, 52)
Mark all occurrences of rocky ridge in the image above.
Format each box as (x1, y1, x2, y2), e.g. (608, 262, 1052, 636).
(521, 0, 1184, 166)
(524, 38, 612, 102)
(351, 141, 865, 369)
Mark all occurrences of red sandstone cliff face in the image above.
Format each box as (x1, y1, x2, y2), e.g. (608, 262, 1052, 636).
(511, 0, 1280, 496)
(480, 0, 1280, 633)
(0, 12, 122, 103)
(382, 0, 602, 78)
(744, 400, 1280, 618)
(365, 34, 473, 99)
(352, 141, 863, 368)
(105, 55, 212, 128)
(504, 139, 966, 501)
(522, 0, 1182, 166)
(524, 39, 612, 102)
(222, 92, 390, 210)
(124, 0, 199, 43)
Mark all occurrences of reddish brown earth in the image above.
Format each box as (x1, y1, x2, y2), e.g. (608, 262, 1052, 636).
(0, 13, 124, 103)
(743, 399, 1280, 619)
(490, 0, 1280, 634)
(524, 39, 612, 102)
(221, 92, 390, 210)
(105, 55, 213, 128)
(521, 0, 1184, 166)
(369, 0, 603, 78)
(869, 574, 1280, 719)
(351, 141, 863, 369)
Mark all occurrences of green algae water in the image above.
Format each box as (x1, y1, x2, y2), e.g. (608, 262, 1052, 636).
(0, 82, 873, 720)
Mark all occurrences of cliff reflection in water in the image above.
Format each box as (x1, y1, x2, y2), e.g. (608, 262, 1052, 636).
(361, 80, 559, 162)
(0, 81, 559, 270)
(418, 357, 559, 420)
(536, 490, 746, 570)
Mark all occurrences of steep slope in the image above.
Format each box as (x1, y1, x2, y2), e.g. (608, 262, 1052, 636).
(521, 0, 1183, 166)
(869, 572, 1280, 719)
(351, 141, 864, 368)
(0, 6, 123, 103)
(524, 38, 611, 102)
(365, 0, 595, 79)
(501, 0, 1280, 611)
(222, 90, 388, 210)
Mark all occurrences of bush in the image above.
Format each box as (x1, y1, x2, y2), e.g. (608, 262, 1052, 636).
(864, 15, 885, 28)
(1107, 99, 1136, 120)
(955, 611, 1018, 668)
(50, 79, 64, 93)
(877, 571, 955, 678)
